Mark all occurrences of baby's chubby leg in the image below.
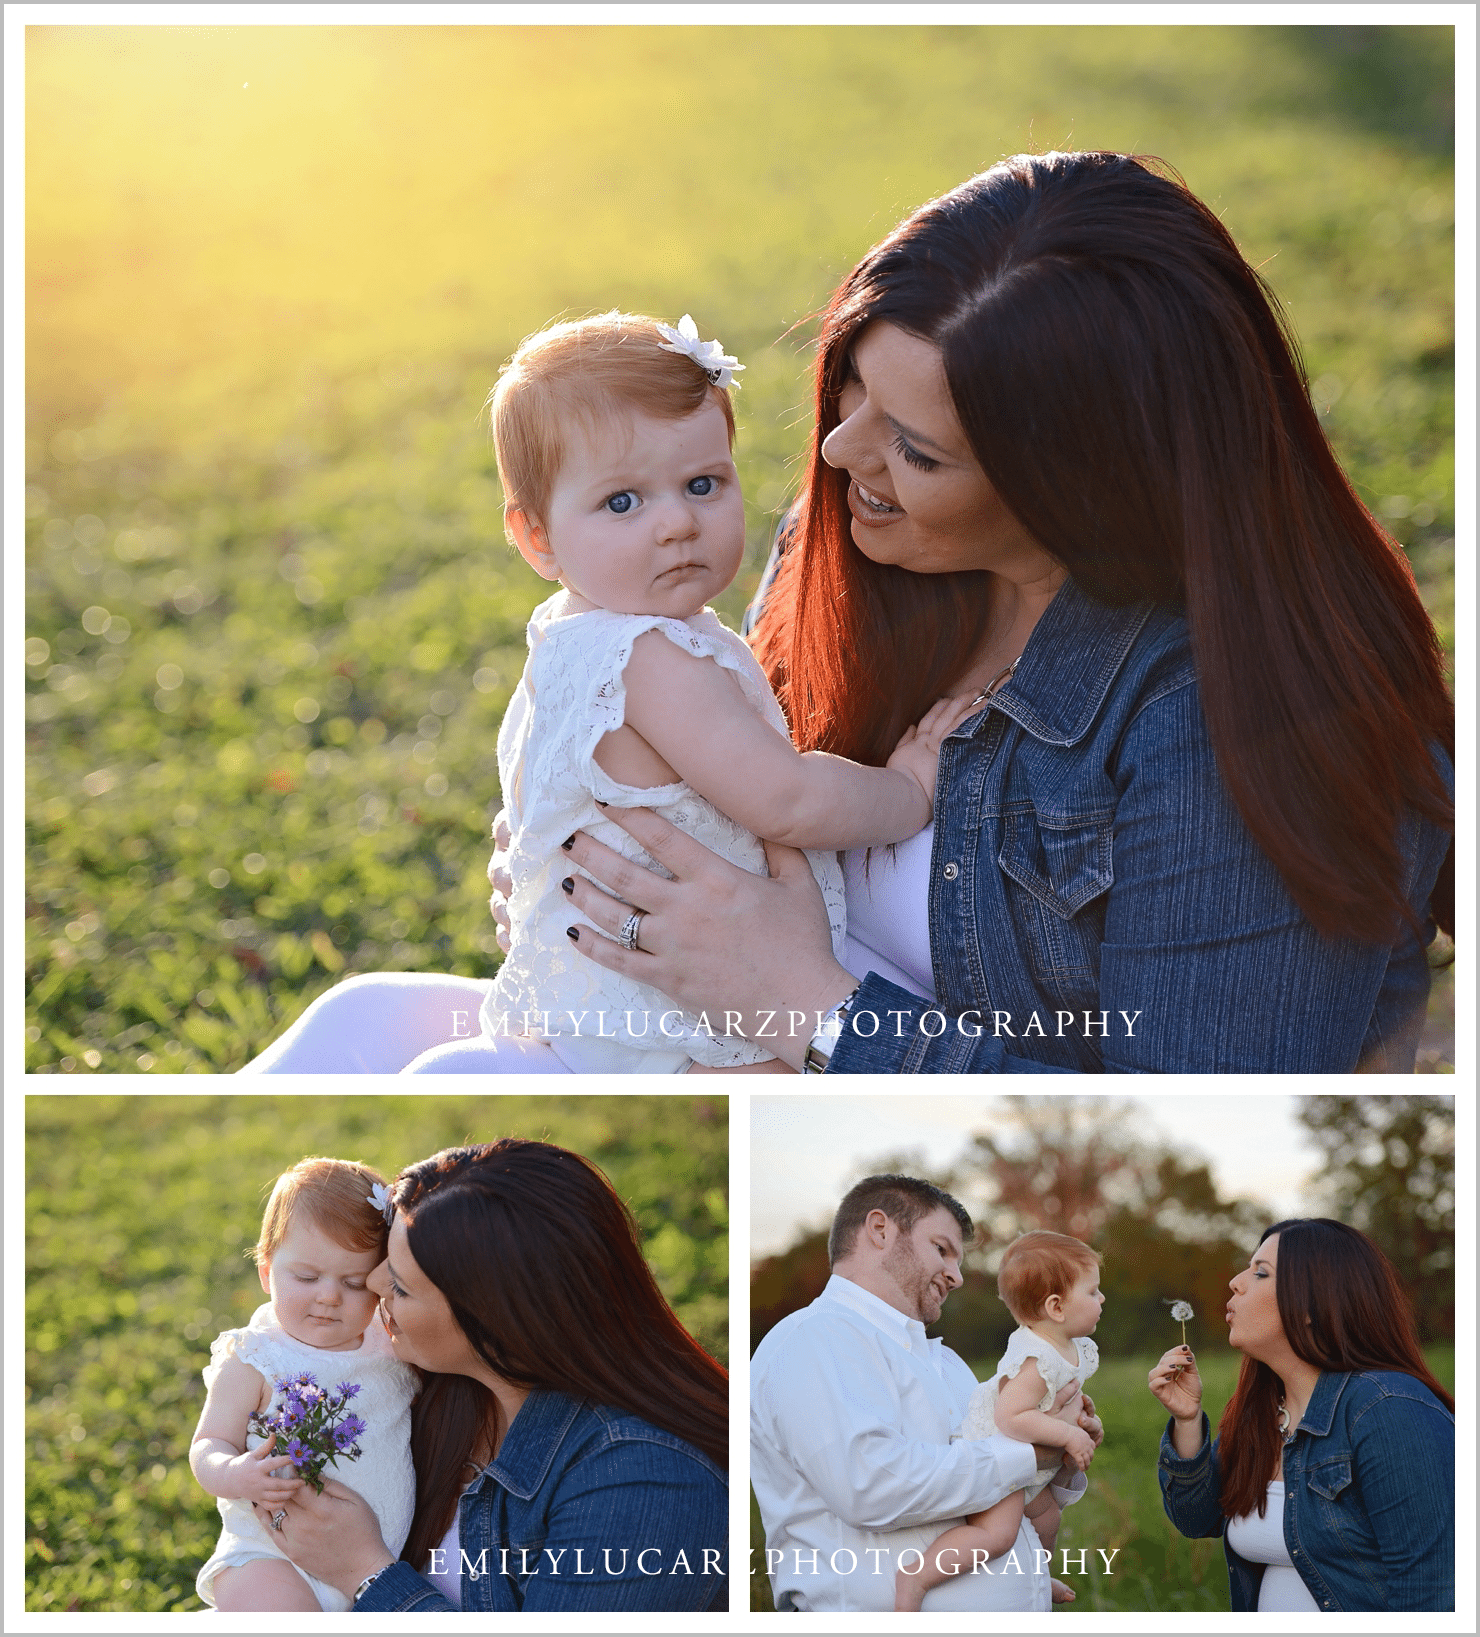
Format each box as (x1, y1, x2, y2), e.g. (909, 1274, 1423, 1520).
(1024, 1489, 1064, 1554)
(213, 1557, 321, 1612)
(893, 1493, 1026, 1613)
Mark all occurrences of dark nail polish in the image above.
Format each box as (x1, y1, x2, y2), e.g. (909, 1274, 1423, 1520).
(565, 926, 579, 942)
(561, 835, 575, 851)
(560, 876, 574, 895)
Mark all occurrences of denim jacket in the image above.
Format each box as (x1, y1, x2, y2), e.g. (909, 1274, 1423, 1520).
(1157, 1371, 1454, 1611)
(795, 577, 1452, 1073)
(354, 1389, 727, 1613)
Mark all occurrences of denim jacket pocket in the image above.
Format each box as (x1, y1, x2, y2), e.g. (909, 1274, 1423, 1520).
(1306, 1457, 1354, 1502)
(999, 807, 1114, 917)
(998, 807, 1114, 990)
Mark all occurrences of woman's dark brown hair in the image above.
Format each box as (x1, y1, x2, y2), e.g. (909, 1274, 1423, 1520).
(1217, 1218, 1453, 1521)
(750, 150, 1453, 943)
(390, 1141, 727, 1571)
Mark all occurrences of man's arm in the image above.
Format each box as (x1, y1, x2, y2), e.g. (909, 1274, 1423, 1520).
(753, 1325, 1037, 1533)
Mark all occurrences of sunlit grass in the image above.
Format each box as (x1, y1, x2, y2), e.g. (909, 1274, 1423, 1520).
(25, 1094, 727, 1611)
(25, 24, 1455, 1070)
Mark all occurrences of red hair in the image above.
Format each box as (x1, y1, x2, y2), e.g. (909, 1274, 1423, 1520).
(1218, 1219, 1452, 1521)
(996, 1230, 1101, 1324)
(751, 151, 1453, 944)
(253, 1155, 389, 1268)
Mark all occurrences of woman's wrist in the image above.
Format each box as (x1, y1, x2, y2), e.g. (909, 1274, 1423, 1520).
(349, 1556, 399, 1603)
(332, 1549, 396, 1601)
(774, 969, 859, 1070)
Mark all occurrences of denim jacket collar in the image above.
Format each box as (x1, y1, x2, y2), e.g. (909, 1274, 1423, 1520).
(1294, 1369, 1350, 1441)
(980, 578, 1159, 747)
(478, 1388, 582, 1500)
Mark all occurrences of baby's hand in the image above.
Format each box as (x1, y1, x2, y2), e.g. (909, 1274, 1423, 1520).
(886, 696, 979, 811)
(226, 1434, 304, 1504)
(1060, 1426, 1097, 1472)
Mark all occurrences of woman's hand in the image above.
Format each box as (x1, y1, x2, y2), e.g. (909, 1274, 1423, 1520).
(562, 806, 857, 1070)
(1148, 1345, 1204, 1423)
(488, 809, 513, 955)
(252, 1476, 394, 1600)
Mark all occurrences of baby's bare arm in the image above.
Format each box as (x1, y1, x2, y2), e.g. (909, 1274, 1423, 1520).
(617, 632, 934, 848)
(993, 1363, 1095, 1468)
(189, 1354, 301, 1503)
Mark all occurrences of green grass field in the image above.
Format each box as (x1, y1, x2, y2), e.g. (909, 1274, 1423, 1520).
(24, 1095, 728, 1613)
(24, 25, 1455, 1070)
(749, 1344, 1455, 1612)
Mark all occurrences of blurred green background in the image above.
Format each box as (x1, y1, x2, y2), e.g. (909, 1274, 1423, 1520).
(24, 24, 1455, 1071)
(24, 1093, 728, 1612)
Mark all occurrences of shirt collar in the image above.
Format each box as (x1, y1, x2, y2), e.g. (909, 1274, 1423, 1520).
(476, 1388, 581, 1500)
(1295, 1370, 1349, 1439)
(819, 1273, 934, 1358)
(973, 579, 1160, 748)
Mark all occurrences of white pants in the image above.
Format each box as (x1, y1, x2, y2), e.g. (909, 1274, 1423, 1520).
(238, 973, 688, 1074)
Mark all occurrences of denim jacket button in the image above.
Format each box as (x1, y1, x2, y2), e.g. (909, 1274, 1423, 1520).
(942, 861, 960, 880)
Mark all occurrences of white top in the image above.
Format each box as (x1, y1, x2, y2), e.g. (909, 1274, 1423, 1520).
(202, 1304, 418, 1573)
(958, 1326, 1100, 1502)
(960, 1327, 1100, 1448)
(423, 1509, 462, 1605)
(483, 592, 848, 1066)
(750, 1274, 1083, 1612)
(1225, 1481, 1320, 1612)
(840, 825, 938, 998)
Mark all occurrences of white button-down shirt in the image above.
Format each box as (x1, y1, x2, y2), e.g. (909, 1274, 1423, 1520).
(752, 1275, 1072, 1612)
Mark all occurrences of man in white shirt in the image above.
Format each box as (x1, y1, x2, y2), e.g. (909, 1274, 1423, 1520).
(751, 1174, 1098, 1612)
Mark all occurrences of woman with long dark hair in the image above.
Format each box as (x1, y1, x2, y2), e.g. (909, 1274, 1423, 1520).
(256, 1140, 727, 1612)
(1148, 1219, 1453, 1611)
(554, 149, 1453, 1072)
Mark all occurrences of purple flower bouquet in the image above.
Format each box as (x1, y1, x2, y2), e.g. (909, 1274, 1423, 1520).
(248, 1372, 367, 1494)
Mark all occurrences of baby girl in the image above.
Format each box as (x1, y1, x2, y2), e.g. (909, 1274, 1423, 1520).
(190, 1157, 417, 1611)
(896, 1230, 1104, 1611)
(483, 310, 972, 1072)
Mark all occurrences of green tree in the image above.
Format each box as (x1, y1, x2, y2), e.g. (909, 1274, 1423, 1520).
(950, 1099, 1266, 1358)
(1295, 1094, 1454, 1340)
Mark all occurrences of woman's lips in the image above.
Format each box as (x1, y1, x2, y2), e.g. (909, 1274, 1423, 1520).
(846, 478, 903, 528)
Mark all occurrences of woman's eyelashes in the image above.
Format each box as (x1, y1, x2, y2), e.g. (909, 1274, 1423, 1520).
(893, 432, 939, 472)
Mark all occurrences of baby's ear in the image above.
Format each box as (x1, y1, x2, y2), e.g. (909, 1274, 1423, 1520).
(258, 1260, 272, 1296)
(507, 508, 560, 581)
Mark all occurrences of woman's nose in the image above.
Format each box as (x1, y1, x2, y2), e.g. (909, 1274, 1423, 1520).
(820, 416, 859, 472)
(367, 1260, 389, 1297)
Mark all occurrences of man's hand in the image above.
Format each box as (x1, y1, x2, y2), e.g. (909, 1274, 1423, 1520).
(1077, 1390, 1104, 1448)
(1030, 1379, 1089, 1468)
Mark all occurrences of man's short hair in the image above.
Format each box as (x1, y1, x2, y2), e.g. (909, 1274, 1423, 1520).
(827, 1174, 973, 1266)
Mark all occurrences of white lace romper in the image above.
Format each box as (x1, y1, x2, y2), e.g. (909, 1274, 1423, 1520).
(481, 591, 848, 1070)
(957, 1327, 1100, 1503)
(195, 1303, 418, 1611)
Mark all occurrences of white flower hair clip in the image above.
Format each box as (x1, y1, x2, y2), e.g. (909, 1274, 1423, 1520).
(367, 1183, 394, 1226)
(655, 314, 745, 390)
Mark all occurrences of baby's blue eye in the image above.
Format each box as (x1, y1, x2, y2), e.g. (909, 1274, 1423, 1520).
(605, 492, 637, 514)
(687, 475, 715, 496)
